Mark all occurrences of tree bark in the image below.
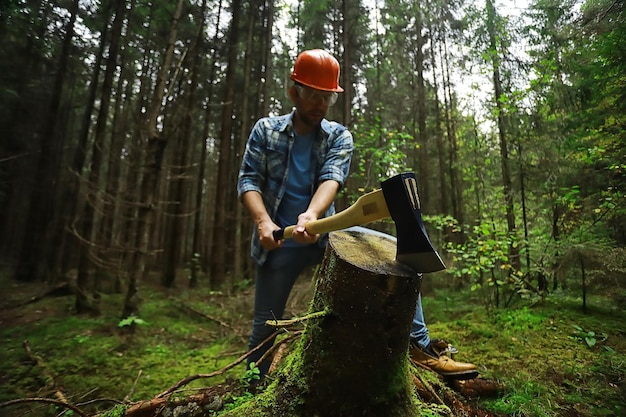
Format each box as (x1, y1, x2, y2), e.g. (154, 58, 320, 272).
(75, 0, 127, 314)
(225, 229, 422, 417)
(122, 0, 184, 319)
(14, 0, 79, 283)
(486, 0, 520, 271)
(209, 0, 241, 288)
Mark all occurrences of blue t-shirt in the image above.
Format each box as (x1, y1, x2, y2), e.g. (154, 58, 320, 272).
(276, 131, 315, 246)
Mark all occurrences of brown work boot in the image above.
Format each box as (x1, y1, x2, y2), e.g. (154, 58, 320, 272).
(410, 341, 479, 380)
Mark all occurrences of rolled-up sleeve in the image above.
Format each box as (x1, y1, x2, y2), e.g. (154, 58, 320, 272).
(237, 120, 266, 198)
(318, 126, 353, 188)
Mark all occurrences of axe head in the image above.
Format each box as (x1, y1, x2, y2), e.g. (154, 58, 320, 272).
(381, 172, 446, 273)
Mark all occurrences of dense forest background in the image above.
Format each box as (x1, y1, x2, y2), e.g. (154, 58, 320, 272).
(0, 0, 624, 320)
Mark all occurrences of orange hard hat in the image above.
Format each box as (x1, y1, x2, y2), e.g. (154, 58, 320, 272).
(290, 49, 344, 92)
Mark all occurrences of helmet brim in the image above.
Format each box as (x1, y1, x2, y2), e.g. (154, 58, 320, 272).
(291, 75, 344, 93)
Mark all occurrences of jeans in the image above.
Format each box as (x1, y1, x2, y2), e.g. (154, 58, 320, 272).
(410, 293, 431, 349)
(247, 244, 325, 376)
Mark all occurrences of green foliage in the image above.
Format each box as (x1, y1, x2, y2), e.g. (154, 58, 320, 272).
(222, 391, 256, 412)
(2, 278, 626, 416)
(488, 379, 559, 416)
(432, 216, 520, 305)
(348, 114, 414, 197)
(117, 316, 148, 328)
(570, 324, 608, 349)
(100, 404, 127, 417)
(242, 362, 261, 385)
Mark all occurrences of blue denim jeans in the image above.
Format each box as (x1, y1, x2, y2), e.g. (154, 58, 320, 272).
(247, 244, 325, 376)
(410, 293, 430, 348)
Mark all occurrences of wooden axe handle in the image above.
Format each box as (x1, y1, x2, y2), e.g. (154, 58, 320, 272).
(273, 189, 390, 241)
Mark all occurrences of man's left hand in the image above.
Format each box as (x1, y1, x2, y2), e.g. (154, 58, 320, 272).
(292, 211, 320, 244)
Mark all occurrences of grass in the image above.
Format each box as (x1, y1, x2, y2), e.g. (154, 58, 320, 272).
(1, 272, 625, 417)
(420, 285, 626, 417)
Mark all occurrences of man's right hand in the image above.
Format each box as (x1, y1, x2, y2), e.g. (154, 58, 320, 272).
(257, 219, 282, 251)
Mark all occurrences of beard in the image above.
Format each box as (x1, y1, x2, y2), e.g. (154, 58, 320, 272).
(298, 109, 326, 128)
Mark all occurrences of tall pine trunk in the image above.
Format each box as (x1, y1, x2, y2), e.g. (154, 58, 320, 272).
(14, 0, 79, 283)
(162, 6, 207, 289)
(122, 0, 184, 319)
(486, 0, 520, 271)
(209, 0, 241, 289)
(75, 0, 126, 314)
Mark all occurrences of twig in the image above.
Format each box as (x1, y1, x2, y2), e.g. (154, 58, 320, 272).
(266, 332, 302, 374)
(23, 340, 59, 393)
(0, 398, 86, 417)
(258, 331, 302, 365)
(265, 308, 329, 327)
(153, 329, 284, 399)
(410, 366, 445, 405)
(176, 302, 233, 330)
(124, 370, 142, 402)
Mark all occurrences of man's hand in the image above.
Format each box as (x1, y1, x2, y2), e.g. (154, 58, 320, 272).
(257, 219, 282, 250)
(291, 211, 320, 244)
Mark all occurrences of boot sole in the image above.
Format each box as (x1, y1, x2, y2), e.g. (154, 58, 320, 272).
(440, 370, 479, 380)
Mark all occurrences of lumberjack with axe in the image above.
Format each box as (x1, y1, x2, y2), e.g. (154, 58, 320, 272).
(237, 49, 477, 381)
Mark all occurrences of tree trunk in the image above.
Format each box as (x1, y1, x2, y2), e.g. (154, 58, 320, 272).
(59, 0, 111, 279)
(162, 4, 206, 289)
(14, 0, 79, 283)
(209, 0, 241, 288)
(190, 0, 223, 287)
(122, 0, 184, 319)
(226, 229, 421, 417)
(233, 7, 256, 284)
(75, 0, 127, 314)
(441, 35, 464, 243)
(429, 19, 449, 217)
(415, 4, 429, 210)
(486, 0, 520, 271)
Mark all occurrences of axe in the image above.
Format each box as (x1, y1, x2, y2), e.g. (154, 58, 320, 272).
(272, 172, 446, 273)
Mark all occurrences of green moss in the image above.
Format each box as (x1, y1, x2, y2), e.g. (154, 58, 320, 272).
(2, 272, 626, 417)
(99, 404, 127, 417)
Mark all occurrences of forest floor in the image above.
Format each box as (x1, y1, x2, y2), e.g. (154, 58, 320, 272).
(0, 270, 625, 417)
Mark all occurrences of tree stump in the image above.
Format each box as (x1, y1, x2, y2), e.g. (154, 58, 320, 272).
(228, 228, 422, 417)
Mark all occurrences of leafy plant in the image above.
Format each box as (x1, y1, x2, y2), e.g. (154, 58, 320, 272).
(117, 316, 148, 328)
(73, 334, 91, 344)
(242, 361, 261, 385)
(570, 324, 607, 348)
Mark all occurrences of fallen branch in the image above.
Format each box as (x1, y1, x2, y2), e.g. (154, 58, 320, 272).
(0, 397, 86, 417)
(176, 302, 233, 330)
(11, 282, 74, 308)
(153, 329, 284, 399)
(23, 340, 63, 397)
(264, 308, 329, 327)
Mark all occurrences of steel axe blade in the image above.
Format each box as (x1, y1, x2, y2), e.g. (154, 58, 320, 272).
(381, 172, 446, 273)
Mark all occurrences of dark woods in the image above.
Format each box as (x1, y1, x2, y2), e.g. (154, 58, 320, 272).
(0, 0, 624, 319)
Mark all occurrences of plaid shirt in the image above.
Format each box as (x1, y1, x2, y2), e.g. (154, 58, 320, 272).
(237, 111, 354, 265)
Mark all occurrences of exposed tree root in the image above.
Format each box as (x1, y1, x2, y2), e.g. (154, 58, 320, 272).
(410, 359, 505, 417)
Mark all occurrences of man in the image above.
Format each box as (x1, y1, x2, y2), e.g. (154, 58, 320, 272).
(237, 49, 477, 380)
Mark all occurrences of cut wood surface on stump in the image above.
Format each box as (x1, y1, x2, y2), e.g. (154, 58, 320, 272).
(224, 228, 423, 417)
